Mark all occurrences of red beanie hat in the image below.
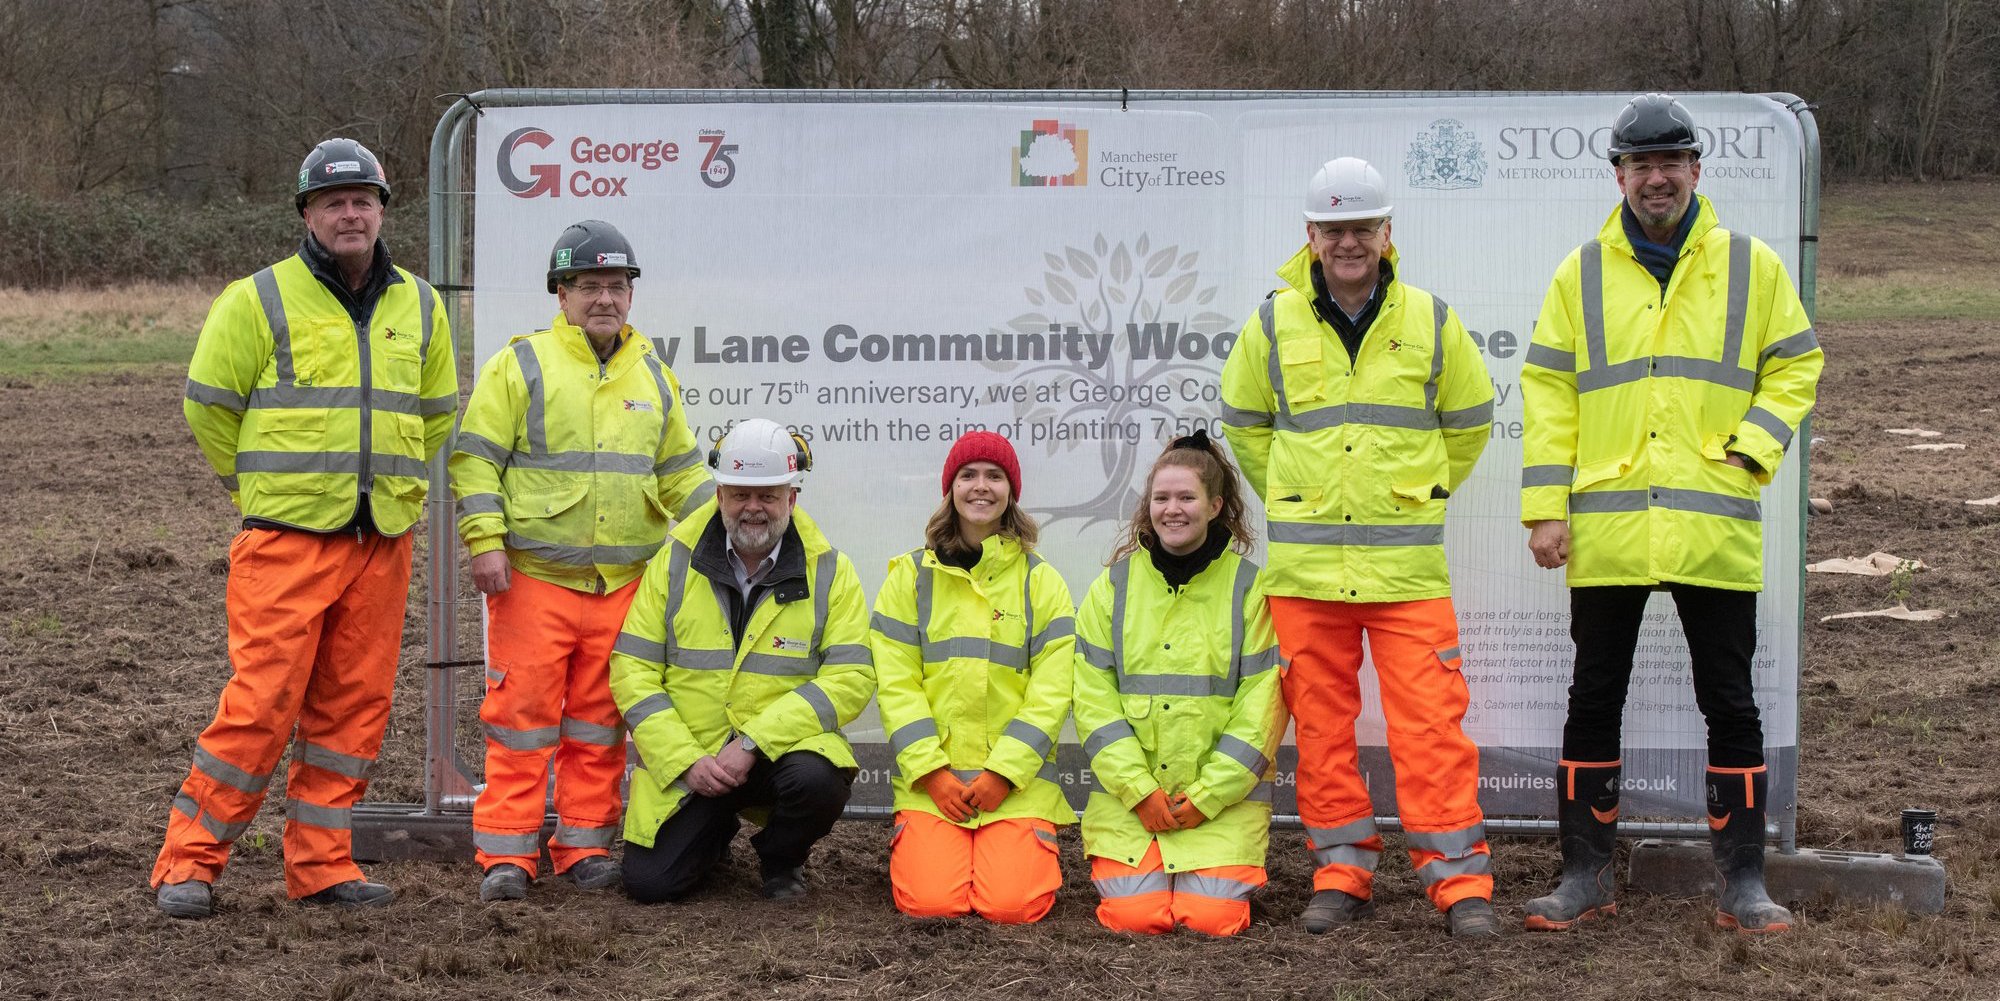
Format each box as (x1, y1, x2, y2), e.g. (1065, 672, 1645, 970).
(940, 431, 1022, 500)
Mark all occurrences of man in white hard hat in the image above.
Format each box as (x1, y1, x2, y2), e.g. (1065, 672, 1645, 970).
(1220, 157, 1499, 937)
(607, 418, 875, 903)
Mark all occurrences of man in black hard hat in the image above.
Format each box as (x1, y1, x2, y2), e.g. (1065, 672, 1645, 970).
(158, 138, 458, 918)
(1518, 94, 1823, 935)
(450, 220, 709, 901)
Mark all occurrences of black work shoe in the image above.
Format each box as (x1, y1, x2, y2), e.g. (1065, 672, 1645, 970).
(567, 856, 619, 891)
(301, 879, 394, 908)
(760, 866, 808, 901)
(1448, 897, 1502, 938)
(1300, 889, 1375, 933)
(156, 879, 213, 919)
(480, 864, 530, 902)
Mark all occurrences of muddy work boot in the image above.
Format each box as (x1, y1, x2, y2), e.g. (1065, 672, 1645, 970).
(480, 864, 530, 902)
(1707, 765, 1795, 934)
(301, 879, 394, 908)
(567, 855, 619, 891)
(1447, 897, 1502, 938)
(760, 866, 808, 901)
(1300, 889, 1376, 933)
(156, 879, 214, 919)
(1524, 760, 1621, 931)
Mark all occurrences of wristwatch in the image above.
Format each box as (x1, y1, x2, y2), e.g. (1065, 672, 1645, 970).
(737, 733, 759, 756)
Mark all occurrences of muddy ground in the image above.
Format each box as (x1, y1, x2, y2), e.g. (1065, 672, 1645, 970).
(2, 183, 1997, 1000)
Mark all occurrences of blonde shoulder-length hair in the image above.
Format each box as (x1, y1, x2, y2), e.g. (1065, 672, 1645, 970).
(923, 494, 1039, 555)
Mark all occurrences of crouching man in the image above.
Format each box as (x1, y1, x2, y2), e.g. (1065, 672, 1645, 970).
(609, 418, 875, 902)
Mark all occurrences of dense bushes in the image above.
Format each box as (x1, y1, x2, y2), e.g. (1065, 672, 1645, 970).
(0, 193, 427, 288)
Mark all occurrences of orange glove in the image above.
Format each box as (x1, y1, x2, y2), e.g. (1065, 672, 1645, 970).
(917, 768, 975, 823)
(1168, 793, 1208, 830)
(966, 770, 1012, 812)
(1134, 789, 1180, 833)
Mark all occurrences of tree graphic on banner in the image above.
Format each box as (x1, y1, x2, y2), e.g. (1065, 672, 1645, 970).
(982, 232, 1237, 529)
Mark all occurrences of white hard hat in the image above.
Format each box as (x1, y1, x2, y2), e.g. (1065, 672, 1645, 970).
(1303, 157, 1392, 223)
(708, 418, 811, 486)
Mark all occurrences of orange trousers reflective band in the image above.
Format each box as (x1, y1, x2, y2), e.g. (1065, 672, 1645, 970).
(1091, 841, 1267, 936)
(152, 528, 413, 899)
(1271, 595, 1492, 912)
(889, 811, 1061, 924)
(473, 572, 636, 876)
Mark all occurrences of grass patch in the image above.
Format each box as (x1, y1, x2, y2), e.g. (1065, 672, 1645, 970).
(0, 282, 209, 378)
(1815, 181, 2000, 322)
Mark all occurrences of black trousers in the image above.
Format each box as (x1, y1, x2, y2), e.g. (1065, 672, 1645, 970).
(1560, 584, 1765, 769)
(622, 750, 852, 904)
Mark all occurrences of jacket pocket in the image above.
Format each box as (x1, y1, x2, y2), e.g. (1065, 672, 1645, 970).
(1390, 481, 1445, 508)
(378, 324, 422, 392)
(1572, 456, 1632, 493)
(509, 480, 590, 523)
(1277, 332, 1326, 405)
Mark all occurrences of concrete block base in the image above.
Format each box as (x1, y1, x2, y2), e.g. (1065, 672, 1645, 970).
(1627, 838, 1947, 914)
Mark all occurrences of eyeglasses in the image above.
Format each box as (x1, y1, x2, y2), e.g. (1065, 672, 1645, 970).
(1310, 220, 1385, 242)
(566, 281, 631, 298)
(1620, 160, 1694, 179)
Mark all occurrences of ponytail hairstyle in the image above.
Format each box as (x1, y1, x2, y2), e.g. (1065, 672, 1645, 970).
(1108, 427, 1254, 563)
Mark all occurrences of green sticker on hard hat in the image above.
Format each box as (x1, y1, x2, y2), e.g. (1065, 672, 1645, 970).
(555, 248, 573, 268)
(297, 169, 308, 191)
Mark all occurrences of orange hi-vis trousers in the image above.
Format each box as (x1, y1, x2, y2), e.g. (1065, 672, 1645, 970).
(1271, 595, 1492, 912)
(473, 572, 635, 876)
(1091, 841, 1267, 936)
(890, 811, 1061, 924)
(152, 528, 413, 899)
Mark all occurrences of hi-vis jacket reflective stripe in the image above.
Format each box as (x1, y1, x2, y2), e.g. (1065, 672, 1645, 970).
(1220, 246, 1494, 602)
(450, 316, 709, 592)
(183, 255, 457, 534)
(1073, 548, 1285, 871)
(607, 502, 874, 848)
(870, 535, 1078, 827)
(1520, 196, 1822, 590)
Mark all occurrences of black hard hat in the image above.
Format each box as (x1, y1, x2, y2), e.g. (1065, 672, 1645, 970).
(547, 220, 641, 294)
(1607, 94, 1704, 165)
(295, 138, 391, 214)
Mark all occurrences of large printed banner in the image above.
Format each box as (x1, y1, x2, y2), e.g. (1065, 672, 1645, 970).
(472, 94, 1808, 822)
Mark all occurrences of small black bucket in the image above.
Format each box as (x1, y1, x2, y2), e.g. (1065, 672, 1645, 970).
(1902, 808, 1938, 856)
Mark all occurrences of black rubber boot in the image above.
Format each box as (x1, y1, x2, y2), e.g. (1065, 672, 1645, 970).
(1523, 760, 1620, 931)
(1708, 766, 1795, 934)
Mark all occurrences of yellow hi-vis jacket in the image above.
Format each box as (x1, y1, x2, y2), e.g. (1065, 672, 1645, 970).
(1072, 548, 1285, 871)
(870, 535, 1078, 827)
(608, 501, 874, 847)
(183, 254, 457, 534)
(1520, 196, 1822, 590)
(450, 316, 709, 593)
(1220, 246, 1494, 602)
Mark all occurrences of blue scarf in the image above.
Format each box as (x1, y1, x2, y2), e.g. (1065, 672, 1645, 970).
(1621, 199, 1698, 292)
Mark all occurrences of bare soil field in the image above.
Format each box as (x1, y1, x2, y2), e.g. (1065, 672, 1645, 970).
(1, 182, 1996, 1001)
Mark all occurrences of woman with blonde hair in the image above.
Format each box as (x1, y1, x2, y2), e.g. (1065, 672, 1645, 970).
(870, 431, 1077, 923)
(1071, 428, 1285, 935)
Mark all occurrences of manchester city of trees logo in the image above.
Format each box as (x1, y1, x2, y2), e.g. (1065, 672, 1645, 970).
(1405, 119, 1489, 190)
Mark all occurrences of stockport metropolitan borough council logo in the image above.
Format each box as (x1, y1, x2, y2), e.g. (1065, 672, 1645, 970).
(1404, 119, 1488, 190)
(1013, 120, 1088, 187)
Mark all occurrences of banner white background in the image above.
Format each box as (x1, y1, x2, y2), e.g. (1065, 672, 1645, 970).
(471, 94, 1808, 820)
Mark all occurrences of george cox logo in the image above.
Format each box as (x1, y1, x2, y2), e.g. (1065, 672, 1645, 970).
(1405, 119, 1488, 190)
(1014, 120, 1088, 187)
(496, 125, 740, 198)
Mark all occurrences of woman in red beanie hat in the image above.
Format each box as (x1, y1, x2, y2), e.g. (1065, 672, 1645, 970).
(868, 431, 1078, 923)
